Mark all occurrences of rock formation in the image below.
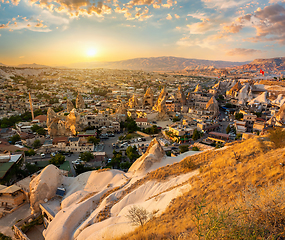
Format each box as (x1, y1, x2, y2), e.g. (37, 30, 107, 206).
(267, 103, 285, 126)
(248, 91, 269, 106)
(116, 102, 127, 116)
(29, 165, 63, 214)
(66, 99, 74, 112)
(47, 107, 82, 137)
(128, 138, 165, 175)
(226, 81, 242, 97)
(194, 84, 202, 92)
(128, 95, 139, 109)
(153, 87, 167, 111)
(238, 84, 252, 105)
(65, 109, 82, 135)
(206, 96, 219, 117)
(143, 87, 154, 109)
(76, 93, 85, 109)
(157, 96, 168, 120)
(176, 85, 186, 105)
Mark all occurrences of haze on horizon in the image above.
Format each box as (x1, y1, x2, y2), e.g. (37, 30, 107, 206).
(1, 0, 285, 66)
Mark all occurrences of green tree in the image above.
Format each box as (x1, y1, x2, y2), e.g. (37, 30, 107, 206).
(36, 128, 46, 136)
(79, 152, 94, 162)
(226, 125, 231, 134)
(32, 139, 42, 149)
(49, 154, 65, 165)
(192, 129, 200, 141)
(74, 164, 93, 175)
(120, 161, 132, 170)
(172, 116, 180, 122)
(87, 136, 100, 145)
(9, 134, 21, 144)
(24, 149, 36, 156)
(235, 112, 243, 120)
(108, 151, 123, 168)
(179, 145, 189, 153)
(126, 146, 139, 161)
(31, 124, 41, 132)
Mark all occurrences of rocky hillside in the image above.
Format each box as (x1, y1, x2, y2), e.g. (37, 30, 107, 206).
(235, 57, 285, 71)
(68, 56, 248, 71)
(28, 132, 285, 240)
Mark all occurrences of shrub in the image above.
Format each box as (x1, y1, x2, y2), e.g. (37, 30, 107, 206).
(49, 154, 65, 165)
(269, 127, 285, 148)
(179, 145, 189, 153)
(126, 206, 150, 226)
(0, 232, 12, 240)
(192, 146, 200, 151)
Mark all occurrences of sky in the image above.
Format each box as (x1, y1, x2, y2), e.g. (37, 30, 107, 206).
(1, 0, 285, 66)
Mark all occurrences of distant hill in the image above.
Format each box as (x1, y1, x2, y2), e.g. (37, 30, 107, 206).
(68, 56, 249, 71)
(17, 63, 51, 68)
(235, 57, 285, 71)
(0, 63, 6, 66)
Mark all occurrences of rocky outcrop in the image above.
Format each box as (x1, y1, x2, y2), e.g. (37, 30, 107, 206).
(66, 99, 74, 112)
(153, 87, 167, 111)
(267, 103, 285, 126)
(128, 95, 139, 109)
(47, 107, 82, 137)
(176, 85, 186, 105)
(206, 96, 219, 117)
(76, 93, 85, 109)
(128, 138, 165, 175)
(65, 109, 82, 135)
(29, 165, 63, 214)
(226, 81, 242, 97)
(143, 87, 154, 109)
(116, 102, 127, 115)
(194, 84, 202, 93)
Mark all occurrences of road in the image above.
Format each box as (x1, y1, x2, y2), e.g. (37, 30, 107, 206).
(0, 203, 31, 238)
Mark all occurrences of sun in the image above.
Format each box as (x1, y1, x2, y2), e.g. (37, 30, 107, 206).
(86, 48, 97, 57)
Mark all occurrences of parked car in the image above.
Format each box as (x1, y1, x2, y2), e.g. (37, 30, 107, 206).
(72, 159, 84, 165)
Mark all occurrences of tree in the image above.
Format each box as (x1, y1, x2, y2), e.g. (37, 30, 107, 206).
(235, 113, 243, 120)
(126, 146, 139, 161)
(87, 136, 100, 145)
(36, 128, 46, 136)
(120, 161, 132, 170)
(172, 116, 180, 122)
(9, 134, 21, 144)
(24, 149, 36, 156)
(126, 206, 150, 226)
(192, 146, 200, 151)
(226, 125, 231, 134)
(74, 164, 93, 175)
(108, 151, 123, 168)
(192, 129, 200, 141)
(32, 139, 42, 149)
(31, 124, 41, 132)
(179, 145, 189, 153)
(49, 154, 65, 165)
(79, 152, 94, 162)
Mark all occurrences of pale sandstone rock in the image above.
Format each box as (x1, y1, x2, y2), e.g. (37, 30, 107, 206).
(29, 165, 63, 214)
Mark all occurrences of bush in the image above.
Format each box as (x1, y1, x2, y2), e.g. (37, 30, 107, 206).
(269, 127, 285, 148)
(181, 158, 197, 170)
(235, 112, 243, 120)
(24, 149, 36, 156)
(87, 136, 100, 145)
(49, 154, 65, 165)
(79, 152, 94, 162)
(0, 232, 12, 240)
(192, 146, 200, 151)
(32, 139, 42, 149)
(9, 134, 21, 144)
(74, 164, 94, 175)
(179, 145, 189, 153)
(126, 206, 151, 226)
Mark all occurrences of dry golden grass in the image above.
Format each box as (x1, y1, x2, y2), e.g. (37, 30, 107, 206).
(115, 136, 285, 240)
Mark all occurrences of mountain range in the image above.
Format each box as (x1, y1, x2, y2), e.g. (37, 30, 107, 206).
(3, 56, 285, 72)
(235, 57, 285, 71)
(67, 56, 249, 71)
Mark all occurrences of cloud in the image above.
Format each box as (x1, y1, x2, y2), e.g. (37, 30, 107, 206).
(223, 23, 243, 33)
(174, 14, 180, 19)
(166, 13, 172, 20)
(248, 4, 285, 44)
(226, 48, 263, 56)
(187, 19, 216, 34)
(0, 21, 10, 29)
(201, 0, 248, 9)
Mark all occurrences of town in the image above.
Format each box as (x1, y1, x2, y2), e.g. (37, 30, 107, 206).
(0, 64, 285, 239)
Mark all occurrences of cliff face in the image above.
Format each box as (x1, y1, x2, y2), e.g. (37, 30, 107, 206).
(236, 57, 285, 71)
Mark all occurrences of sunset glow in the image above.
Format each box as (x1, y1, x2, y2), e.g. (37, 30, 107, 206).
(0, 0, 285, 66)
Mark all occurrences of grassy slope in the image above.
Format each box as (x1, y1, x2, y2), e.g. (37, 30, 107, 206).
(116, 136, 285, 240)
